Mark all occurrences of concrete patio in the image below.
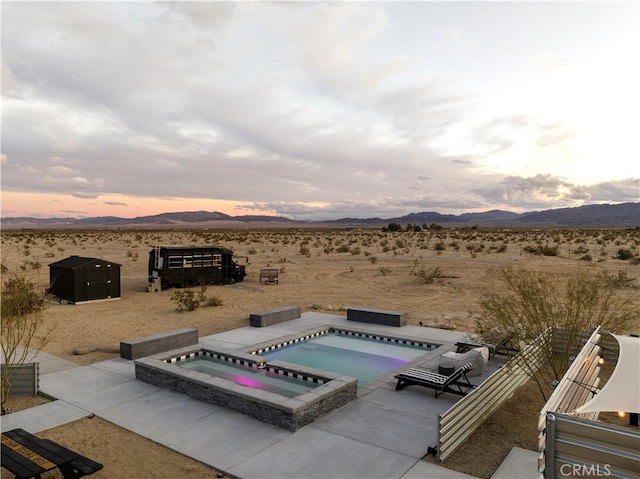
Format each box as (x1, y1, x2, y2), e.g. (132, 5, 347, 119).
(2, 312, 539, 478)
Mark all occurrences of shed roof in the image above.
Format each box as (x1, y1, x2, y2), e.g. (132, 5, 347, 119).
(49, 256, 121, 269)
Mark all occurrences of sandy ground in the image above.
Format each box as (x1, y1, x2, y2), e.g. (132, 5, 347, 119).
(2, 228, 638, 478)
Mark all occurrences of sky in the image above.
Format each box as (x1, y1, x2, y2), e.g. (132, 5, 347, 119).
(1, 1, 639, 221)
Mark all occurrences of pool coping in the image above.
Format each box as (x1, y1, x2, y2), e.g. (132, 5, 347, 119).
(134, 344, 358, 431)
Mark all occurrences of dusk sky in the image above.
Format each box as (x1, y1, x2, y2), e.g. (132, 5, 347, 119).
(2, 1, 639, 221)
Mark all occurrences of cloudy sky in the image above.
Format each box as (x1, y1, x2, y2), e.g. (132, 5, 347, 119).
(2, 1, 638, 221)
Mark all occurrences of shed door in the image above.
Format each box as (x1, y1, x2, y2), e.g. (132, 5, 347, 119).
(86, 264, 110, 300)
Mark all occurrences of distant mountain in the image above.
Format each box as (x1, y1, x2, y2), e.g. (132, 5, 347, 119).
(2, 203, 638, 229)
(459, 210, 522, 222)
(514, 203, 640, 227)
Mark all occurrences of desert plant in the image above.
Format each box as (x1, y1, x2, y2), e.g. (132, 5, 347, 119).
(475, 266, 639, 401)
(203, 295, 224, 307)
(603, 270, 636, 288)
(524, 244, 559, 256)
(615, 248, 633, 260)
(172, 288, 206, 311)
(379, 266, 392, 276)
(410, 263, 443, 284)
(1, 273, 50, 413)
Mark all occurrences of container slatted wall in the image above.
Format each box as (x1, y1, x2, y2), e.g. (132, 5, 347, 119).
(538, 326, 604, 470)
(437, 329, 551, 462)
(545, 413, 640, 479)
(2, 363, 39, 397)
(551, 328, 619, 363)
(535, 327, 637, 479)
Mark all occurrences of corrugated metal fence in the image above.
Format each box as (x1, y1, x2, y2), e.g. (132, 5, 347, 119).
(437, 329, 551, 462)
(2, 362, 39, 397)
(544, 413, 640, 479)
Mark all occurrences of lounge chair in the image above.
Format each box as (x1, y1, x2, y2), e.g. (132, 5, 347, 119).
(394, 363, 474, 397)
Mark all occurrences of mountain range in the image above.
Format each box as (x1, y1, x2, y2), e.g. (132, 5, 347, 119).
(2, 202, 638, 229)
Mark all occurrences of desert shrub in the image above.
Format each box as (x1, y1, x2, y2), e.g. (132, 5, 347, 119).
(322, 245, 334, 254)
(410, 263, 443, 284)
(336, 245, 350, 253)
(379, 266, 392, 276)
(434, 241, 446, 251)
(299, 245, 311, 257)
(368, 256, 378, 264)
(476, 266, 639, 401)
(615, 248, 633, 260)
(204, 295, 224, 307)
(172, 289, 206, 311)
(350, 247, 361, 255)
(384, 223, 402, 232)
(603, 270, 636, 288)
(466, 243, 484, 253)
(572, 245, 589, 255)
(1, 273, 50, 412)
(524, 244, 559, 256)
(579, 254, 593, 262)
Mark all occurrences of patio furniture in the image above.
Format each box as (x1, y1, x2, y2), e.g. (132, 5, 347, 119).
(439, 346, 489, 376)
(259, 268, 279, 284)
(456, 328, 521, 358)
(394, 363, 475, 397)
(1, 428, 103, 479)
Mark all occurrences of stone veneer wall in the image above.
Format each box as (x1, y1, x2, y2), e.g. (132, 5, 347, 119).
(135, 354, 357, 431)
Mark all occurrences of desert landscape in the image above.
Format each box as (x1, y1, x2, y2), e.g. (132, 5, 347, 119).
(2, 226, 638, 478)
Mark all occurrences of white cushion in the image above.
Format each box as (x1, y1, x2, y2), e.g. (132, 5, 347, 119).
(439, 346, 489, 376)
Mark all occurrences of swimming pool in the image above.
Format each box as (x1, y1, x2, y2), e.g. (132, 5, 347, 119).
(252, 328, 437, 385)
(135, 347, 357, 430)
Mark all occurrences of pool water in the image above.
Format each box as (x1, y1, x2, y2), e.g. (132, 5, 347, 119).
(177, 357, 319, 398)
(258, 333, 432, 385)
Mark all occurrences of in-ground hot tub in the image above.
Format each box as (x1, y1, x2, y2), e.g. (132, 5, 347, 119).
(135, 347, 357, 431)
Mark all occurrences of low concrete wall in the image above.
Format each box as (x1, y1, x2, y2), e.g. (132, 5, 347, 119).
(120, 328, 199, 360)
(347, 307, 407, 327)
(249, 305, 301, 327)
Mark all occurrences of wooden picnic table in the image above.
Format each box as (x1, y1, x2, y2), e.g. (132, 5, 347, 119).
(1, 428, 103, 479)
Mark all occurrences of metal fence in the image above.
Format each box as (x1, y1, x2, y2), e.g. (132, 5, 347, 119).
(544, 413, 640, 479)
(1, 362, 39, 397)
(538, 327, 604, 434)
(437, 329, 551, 462)
(537, 327, 640, 478)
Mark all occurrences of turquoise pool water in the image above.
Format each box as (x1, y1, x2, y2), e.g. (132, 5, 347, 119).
(257, 332, 434, 385)
(177, 357, 319, 398)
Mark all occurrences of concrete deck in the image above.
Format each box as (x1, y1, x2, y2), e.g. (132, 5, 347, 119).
(2, 312, 538, 479)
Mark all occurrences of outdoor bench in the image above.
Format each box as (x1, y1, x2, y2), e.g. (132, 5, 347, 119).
(249, 305, 301, 327)
(120, 328, 199, 360)
(347, 307, 407, 327)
